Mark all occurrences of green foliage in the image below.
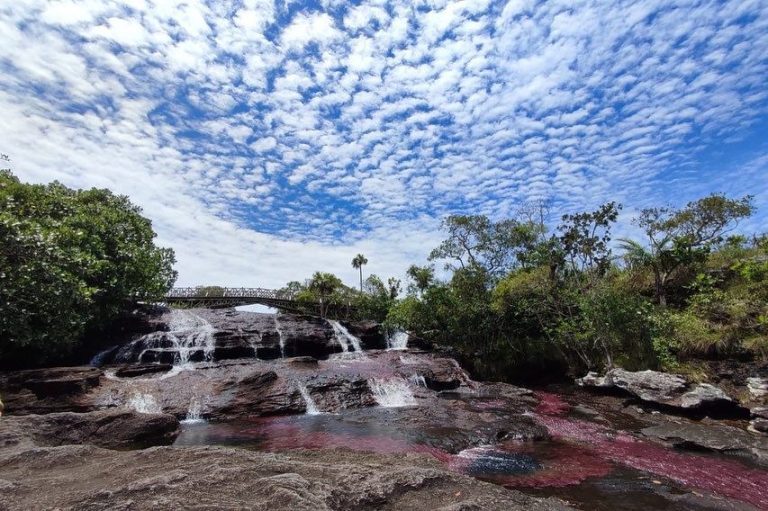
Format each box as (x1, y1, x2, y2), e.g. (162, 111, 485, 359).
(0, 170, 177, 366)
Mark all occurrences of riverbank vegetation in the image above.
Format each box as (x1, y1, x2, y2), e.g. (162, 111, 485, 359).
(289, 194, 766, 382)
(0, 167, 176, 367)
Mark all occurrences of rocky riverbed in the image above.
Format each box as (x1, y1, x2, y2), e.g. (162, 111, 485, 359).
(2, 307, 768, 510)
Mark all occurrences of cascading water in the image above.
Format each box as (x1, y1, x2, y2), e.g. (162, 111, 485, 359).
(297, 383, 322, 415)
(127, 392, 162, 414)
(274, 316, 285, 357)
(386, 330, 409, 350)
(329, 320, 363, 353)
(408, 374, 427, 388)
(131, 310, 216, 367)
(181, 397, 205, 424)
(368, 377, 417, 407)
(167, 310, 216, 365)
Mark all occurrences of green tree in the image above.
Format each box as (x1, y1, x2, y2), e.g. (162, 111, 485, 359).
(352, 253, 368, 293)
(0, 169, 176, 367)
(621, 194, 754, 306)
(308, 271, 343, 318)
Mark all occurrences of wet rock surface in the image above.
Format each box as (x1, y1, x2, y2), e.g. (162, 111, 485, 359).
(641, 422, 768, 466)
(0, 445, 572, 511)
(103, 308, 387, 364)
(2, 309, 768, 510)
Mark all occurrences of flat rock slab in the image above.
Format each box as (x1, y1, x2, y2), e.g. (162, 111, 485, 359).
(0, 445, 573, 511)
(0, 409, 180, 450)
(642, 422, 768, 466)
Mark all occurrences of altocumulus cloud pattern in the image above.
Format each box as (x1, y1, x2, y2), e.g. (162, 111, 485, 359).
(1, 0, 767, 286)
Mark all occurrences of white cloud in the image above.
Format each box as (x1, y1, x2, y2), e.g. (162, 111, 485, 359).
(0, 0, 767, 290)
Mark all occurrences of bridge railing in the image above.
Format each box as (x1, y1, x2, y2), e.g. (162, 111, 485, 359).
(165, 287, 294, 301)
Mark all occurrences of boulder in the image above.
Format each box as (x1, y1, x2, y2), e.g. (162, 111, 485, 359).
(578, 368, 743, 416)
(642, 422, 768, 466)
(0, 367, 102, 415)
(748, 377, 768, 400)
(0, 409, 179, 450)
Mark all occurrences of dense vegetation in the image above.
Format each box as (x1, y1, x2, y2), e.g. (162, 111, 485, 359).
(289, 194, 767, 382)
(0, 165, 177, 367)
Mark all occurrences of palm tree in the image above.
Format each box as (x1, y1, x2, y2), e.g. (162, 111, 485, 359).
(351, 254, 368, 293)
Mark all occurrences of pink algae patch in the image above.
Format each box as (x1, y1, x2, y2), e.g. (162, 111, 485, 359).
(533, 391, 768, 509)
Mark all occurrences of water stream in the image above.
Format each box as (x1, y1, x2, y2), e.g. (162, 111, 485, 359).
(297, 383, 322, 415)
(329, 320, 363, 353)
(368, 377, 416, 407)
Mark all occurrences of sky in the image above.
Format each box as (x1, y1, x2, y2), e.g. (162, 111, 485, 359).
(1, 0, 767, 289)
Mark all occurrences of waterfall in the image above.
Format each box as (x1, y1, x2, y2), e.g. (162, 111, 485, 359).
(166, 310, 216, 365)
(181, 397, 205, 424)
(249, 331, 262, 359)
(408, 374, 427, 388)
(127, 392, 162, 414)
(368, 377, 416, 407)
(386, 330, 409, 350)
(274, 316, 285, 357)
(329, 320, 363, 353)
(297, 383, 321, 415)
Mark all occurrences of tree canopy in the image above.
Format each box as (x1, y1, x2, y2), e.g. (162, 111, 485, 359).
(0, 169, 177, 367)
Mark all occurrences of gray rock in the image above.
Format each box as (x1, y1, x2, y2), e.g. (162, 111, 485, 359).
(578, 368, 739, 415)
(747, 377, 768, 399)
(642, 422, 768, 466)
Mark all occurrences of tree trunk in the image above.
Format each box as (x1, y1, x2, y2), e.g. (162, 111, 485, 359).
(359, 267, 363, 293)
(654, 269, 667, 307)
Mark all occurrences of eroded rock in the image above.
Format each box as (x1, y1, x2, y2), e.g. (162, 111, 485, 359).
(642, 422, 768, 466)
(578, 368, 743, 417)
(0, 409, 179, 450)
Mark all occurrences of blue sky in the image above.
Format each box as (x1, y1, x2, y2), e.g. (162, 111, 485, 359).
(1, 0, 767, 287)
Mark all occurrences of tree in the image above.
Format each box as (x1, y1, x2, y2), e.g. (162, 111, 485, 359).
(621, 194, 754, 306)
(428, 214, 539, 279)
(308, 271, 343, 318)
(406, 264, 435, 296)
(0, 168, 177, 367)
(352, 253, 368, 293)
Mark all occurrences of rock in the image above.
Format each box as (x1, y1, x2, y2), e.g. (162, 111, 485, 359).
(642, 422, 768, 466)
(679, 383, 735, 410)
(0, 446, 573, 511)
(287, 356, 319, 367)
(0, 409, 179, 450)
(750, 419, 768, 434)
(578, 368, 744, 417)
(576, 371, 610, 388)
(345, 320, 387, 350)
(115, 364, 174, 378)
(0, 366, 102, 415)
(748, 377, 768, 399)
(109, 309, 389, 364)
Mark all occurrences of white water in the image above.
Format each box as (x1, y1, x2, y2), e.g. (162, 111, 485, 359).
(274, 316, 285, 357)
(329, 320, 363, 353)
(168, 310, 216, 364)
(408, 373, 428, 388)
(181, 397, 205, 424)
(368, 377, 416, 407)
(386, 331, 409, 350)
(128, 392, 162, 414)
(133, 310, 215, 366)
(297, 383, 321, 415)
